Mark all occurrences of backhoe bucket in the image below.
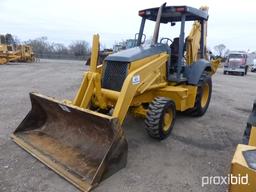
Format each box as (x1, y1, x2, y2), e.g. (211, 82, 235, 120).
(11, 92, 128, 192)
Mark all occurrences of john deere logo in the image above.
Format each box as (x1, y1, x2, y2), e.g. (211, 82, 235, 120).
(132, 75, 140, 85)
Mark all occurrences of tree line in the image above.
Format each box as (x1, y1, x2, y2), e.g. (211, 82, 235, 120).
(24, 37, 90, 59)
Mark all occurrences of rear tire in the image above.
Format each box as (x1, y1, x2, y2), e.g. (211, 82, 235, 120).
(187, 73, 212, 117)
(145, 97, 176, 140)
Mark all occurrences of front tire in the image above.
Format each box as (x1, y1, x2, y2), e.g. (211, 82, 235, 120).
(145, 97, 176, 140)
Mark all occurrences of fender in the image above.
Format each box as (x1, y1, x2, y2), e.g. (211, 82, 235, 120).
(185, 59, 212, 85)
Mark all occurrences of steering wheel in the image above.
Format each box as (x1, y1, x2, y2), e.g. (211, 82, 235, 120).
(160, 38, 173, 46)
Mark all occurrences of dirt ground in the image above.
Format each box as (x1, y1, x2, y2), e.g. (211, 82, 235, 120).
(0, 59, 255, 192)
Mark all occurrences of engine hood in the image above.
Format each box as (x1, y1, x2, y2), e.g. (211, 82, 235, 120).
(105, 44, 170, 63)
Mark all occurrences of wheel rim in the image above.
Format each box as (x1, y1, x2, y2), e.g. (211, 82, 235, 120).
(201, 82, 210, 108)
(163, 109, 173, 132)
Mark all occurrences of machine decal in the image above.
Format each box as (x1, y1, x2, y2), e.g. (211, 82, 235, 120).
(132, 75, 141, 85)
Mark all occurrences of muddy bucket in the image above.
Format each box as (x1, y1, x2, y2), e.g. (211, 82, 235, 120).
(11, 92, 128, 192)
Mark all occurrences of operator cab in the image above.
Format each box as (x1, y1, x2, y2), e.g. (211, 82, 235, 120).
(137, 4, 209, 81)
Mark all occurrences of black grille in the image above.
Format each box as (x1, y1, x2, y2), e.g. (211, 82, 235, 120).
(102, 61, 129, 91)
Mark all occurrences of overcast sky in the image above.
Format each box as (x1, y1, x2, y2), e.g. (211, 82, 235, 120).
(1, 0, 256, 52)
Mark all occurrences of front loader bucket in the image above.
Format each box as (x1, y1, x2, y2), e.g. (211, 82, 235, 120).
(11, 93, 128, 192)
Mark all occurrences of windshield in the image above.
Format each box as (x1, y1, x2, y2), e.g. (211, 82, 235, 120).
(229, 54, 244, 59)
(142, 20, 193, 46)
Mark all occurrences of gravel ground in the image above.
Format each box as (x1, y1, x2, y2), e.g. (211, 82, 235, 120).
(0, 59, 255, 192)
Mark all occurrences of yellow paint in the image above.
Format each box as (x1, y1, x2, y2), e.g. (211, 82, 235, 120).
(96, 64, 103, 74)
(112, 53, 168, 123)
(249, 127, 256, 147)
(156, 85, 197, 111)
(80, 73, 95, 108)
(210, 59, 221, 75)
(72, 35, 106, 109)
(93, 73, 107, 109)
(201, 82, 209, 108)
(73, 72, 89, 106)
(0, 44, 34, 63)
(72, 71, 106, 109)
(101, 89, 119, 101)
(0, 58, 7, 65)
(185, 6, 208, 64)
(137, 72, 161, 94)
(90, 34, 99, 72)
(130, 105, 148, 118)
(70, 34, 206, 125)
(229, 144, 256, 192)
(128, 54, 161, 72)
(163, 109, 173, 132)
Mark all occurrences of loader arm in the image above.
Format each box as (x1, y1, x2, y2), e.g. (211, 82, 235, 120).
(72, 34, 106, 109)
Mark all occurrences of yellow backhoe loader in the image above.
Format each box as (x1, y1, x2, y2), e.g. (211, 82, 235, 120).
(11, 4, 220, 191)
(229, 100, 256, 191)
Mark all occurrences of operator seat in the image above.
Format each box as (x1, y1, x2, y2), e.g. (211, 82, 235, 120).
(170, 37, 188, 74)
(170, 38, 179, 73)
(170, 37, 179, 64)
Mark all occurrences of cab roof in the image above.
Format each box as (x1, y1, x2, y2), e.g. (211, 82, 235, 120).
(139, 6, 208, 23)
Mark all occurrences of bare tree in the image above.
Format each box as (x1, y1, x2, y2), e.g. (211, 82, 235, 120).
(25, 37, 51, 54)
(69, 40, 90, 56)
(18, 35, 91, 59)
(224, 49, 230, 57)
(214, 44, 226, 57)
(53, 43, 69, 55)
